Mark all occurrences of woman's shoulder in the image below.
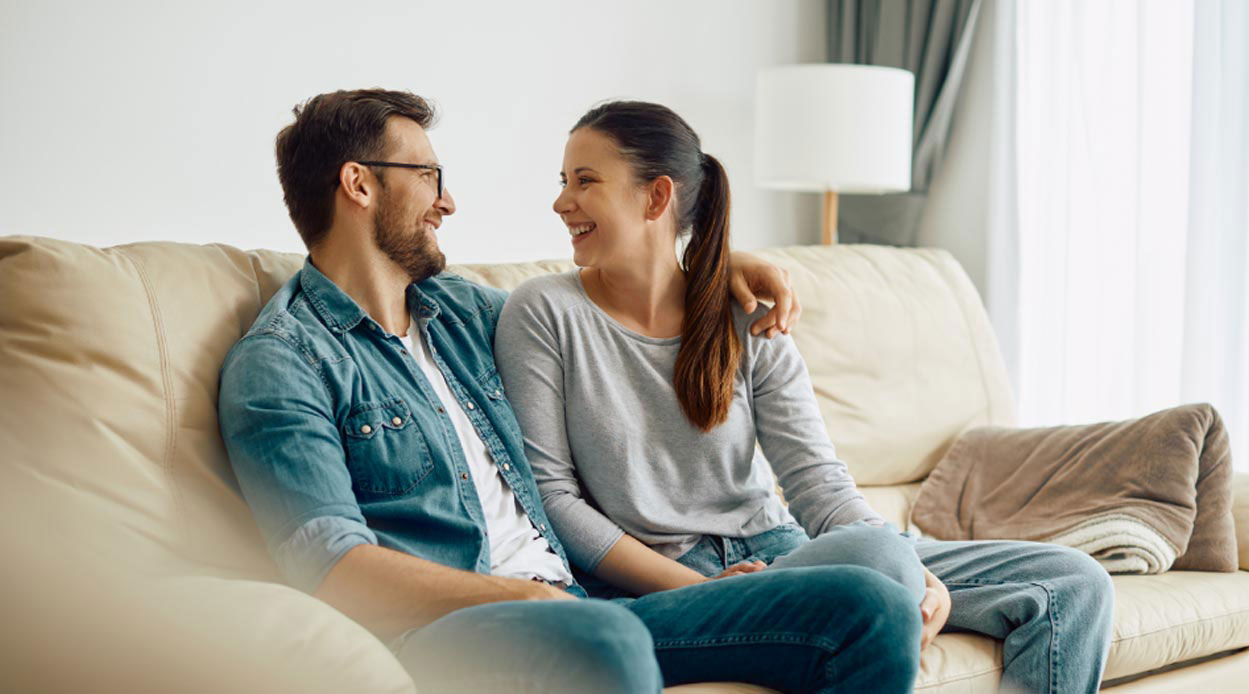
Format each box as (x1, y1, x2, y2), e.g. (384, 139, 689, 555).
(730, 300, 774, 339)
(731, 300, 800, 364)
(502, 271, 583, 320)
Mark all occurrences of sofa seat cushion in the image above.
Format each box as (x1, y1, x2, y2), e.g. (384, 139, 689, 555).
(1106, 571, 1249, 680)
(886, 571, 1249, 692)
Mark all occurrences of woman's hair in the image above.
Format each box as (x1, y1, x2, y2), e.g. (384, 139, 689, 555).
(573, 101, 740, 432)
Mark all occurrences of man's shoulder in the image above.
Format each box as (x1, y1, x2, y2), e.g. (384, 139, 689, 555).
(226, 273, 336, 371)
(420, 271, 508, 319)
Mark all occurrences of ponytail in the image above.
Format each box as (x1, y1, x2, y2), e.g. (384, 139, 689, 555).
(570, 102, 743, 431)
(673, 153, 742, 431)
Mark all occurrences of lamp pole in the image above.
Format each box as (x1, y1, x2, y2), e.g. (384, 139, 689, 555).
(822, 190, 840, 245)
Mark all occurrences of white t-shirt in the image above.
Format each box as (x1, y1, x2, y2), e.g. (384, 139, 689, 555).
(401, 320, 571, 584)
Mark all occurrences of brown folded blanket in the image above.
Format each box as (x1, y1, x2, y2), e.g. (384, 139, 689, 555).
(910, 403, 1237, 573)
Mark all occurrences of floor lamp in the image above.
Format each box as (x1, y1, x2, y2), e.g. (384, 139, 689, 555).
(755, 64, 914, 245)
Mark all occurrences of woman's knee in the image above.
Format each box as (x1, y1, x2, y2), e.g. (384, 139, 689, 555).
(773, 523, 927, 602)
(1050, 546, 1115, 620)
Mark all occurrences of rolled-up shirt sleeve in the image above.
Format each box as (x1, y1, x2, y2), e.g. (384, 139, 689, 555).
(750, 332, 884, 536)
(218, 334, 376, 593)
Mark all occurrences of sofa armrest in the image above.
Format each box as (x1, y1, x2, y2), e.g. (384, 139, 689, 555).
(5, 519, 415, 694)
(150, 575, 415, 693)
(1235, 473, 1249, 571)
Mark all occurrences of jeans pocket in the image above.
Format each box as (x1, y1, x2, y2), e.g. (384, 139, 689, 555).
(745, 523, 811, 565)
(674, 535, 729, 577)
(342, 397, 434, 499)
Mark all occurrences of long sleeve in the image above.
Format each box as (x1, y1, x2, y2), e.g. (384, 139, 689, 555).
(750, 332, 884, 536)
(218, 334, 377, 592)
(494, 284, 626, 571)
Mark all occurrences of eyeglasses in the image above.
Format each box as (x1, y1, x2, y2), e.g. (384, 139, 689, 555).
(356, 161, 444, 199)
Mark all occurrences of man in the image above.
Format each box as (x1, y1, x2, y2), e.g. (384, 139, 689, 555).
(219, 88, 922, 693)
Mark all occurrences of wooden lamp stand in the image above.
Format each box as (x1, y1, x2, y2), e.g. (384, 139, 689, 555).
(822, 190, 840, 245)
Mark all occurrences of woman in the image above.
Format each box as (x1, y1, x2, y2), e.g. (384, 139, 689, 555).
(496, 101, 1115, 694)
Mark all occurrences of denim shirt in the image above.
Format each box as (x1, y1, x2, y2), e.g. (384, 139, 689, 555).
(218, 258, 577, 594)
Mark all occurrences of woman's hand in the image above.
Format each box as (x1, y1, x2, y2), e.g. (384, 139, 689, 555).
(727, 251, 803, 337)
(919, 567, 951, 650)
(710, 560, 767, 580)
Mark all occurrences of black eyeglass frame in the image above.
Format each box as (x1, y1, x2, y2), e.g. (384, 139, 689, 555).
(356, 161, 444, 199)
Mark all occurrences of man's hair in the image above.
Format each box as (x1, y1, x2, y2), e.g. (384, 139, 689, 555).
(274, 89, 436, 249)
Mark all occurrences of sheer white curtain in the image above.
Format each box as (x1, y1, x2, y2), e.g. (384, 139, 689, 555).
(1003, 0, 1249, 471)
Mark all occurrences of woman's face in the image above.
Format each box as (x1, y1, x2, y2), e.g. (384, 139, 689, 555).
(553, 127, 654, 269)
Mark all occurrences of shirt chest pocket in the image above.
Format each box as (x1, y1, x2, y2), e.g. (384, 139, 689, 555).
(341, 398, 434, 499)
(479, 368, 522, 437)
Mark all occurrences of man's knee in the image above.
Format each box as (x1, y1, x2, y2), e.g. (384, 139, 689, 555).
(400, 599, 660, 694)
(547, 601, 660, 690)
(816, 567, 922, 690)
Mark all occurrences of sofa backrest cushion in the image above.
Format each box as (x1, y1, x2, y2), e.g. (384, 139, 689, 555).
(0, 236, 302, 576)
(0, 237, 1011, 578)
(455, 245, 1017, 486)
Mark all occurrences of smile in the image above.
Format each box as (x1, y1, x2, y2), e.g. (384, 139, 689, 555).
(568, 222, 596, 237)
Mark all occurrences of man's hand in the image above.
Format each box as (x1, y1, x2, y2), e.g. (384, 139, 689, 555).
(919, 567, 951, 650)
(728, 251, 803, 338)
(494, 576, 580, 602)
(709, 560, 767, 581)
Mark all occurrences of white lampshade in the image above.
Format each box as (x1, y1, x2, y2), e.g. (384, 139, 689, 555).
(755, 64, 914, 193)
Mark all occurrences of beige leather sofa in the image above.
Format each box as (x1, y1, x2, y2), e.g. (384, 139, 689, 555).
(2, 236, 1247, 693)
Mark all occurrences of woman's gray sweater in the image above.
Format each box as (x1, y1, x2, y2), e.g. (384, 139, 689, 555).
(494, 271, 881, 571)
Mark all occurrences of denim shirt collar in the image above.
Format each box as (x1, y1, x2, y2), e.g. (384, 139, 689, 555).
(300, 257, 441, 334)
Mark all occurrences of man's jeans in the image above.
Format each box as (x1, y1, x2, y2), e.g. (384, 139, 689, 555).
(622, 565, 922, 693)
(394, 599, 661, 694)
(398, 565, 923, 694)
(667, 521, 1117, 694)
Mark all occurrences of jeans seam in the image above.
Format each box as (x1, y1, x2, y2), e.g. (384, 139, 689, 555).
(653, 631, 841, 653)
(656, 632, 844, 694)
(1047, 580, 1059, 694)
(941, 578, 1058, 694)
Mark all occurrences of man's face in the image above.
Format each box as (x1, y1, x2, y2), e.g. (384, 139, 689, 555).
(371, 117, 456, 283)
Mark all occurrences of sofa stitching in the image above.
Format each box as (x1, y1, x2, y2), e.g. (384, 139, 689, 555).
(1112, 606, 1249, 642)
(117, 248, 191, 547)
(917, 665, 1003, 688)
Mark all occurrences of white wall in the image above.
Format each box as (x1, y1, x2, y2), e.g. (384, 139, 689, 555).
(0, 0, 826, 262)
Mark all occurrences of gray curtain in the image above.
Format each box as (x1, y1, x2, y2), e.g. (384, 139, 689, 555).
(827, 0, 981, 245)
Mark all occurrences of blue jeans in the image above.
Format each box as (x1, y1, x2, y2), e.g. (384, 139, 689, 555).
(671, 521, 1116, 694)
(394, 598, 662, 693)
(398, 568, 921, 694)
(622, 565, 922, 692)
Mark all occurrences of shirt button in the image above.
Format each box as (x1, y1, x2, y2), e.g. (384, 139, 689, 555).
(494, 389, 502, 397)
(391, 416, 403, 426)
(461, 472, 469, 480)
(539, 524, 547, 531)
(466, 402, 476, 410)
(437, 407, 445, 414)
(502, 463, 510, 471)
(360, 424, 372, 434)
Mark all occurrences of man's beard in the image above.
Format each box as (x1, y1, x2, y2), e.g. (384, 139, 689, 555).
(373, 192, 446, 283)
